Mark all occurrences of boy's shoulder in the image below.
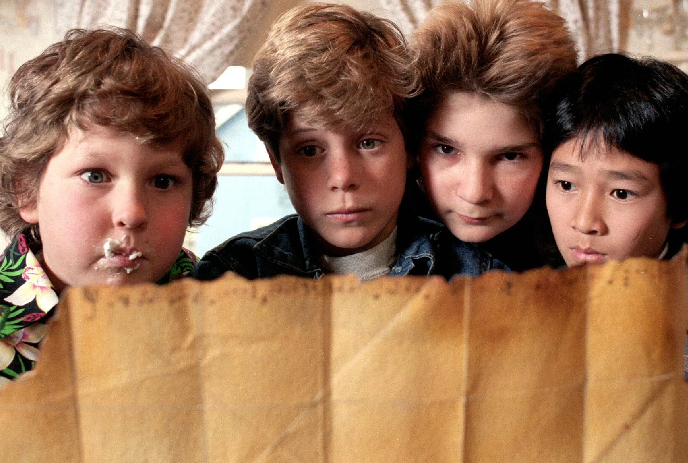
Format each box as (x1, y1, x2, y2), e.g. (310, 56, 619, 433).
(211, 214, 304, 257)
(0, 232, 59, 318)
(390, 212, 506, 278)
(0, 232, 58, 383)
(389, 213, 442, 277)
(157, 248, 197, 284)
(191, 214, 323, 281)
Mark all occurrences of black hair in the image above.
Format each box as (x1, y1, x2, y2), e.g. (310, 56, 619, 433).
(543, 53, 688, 227)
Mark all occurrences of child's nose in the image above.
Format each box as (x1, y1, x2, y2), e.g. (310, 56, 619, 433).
(328, 150, 359, 192)
(457, 160, 493, 204)
(113, 185, 148, 230)
(572, 193, 607, 235)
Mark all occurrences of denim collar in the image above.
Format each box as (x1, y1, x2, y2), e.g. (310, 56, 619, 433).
(251, 215, 325, 278)
(250, 214, 439, 278)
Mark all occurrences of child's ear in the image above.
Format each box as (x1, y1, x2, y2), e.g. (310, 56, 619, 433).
(19, 201, 39, 224)
(671, 219, 687, 230)
(16, 176, 39, 224)
(267, 146, 285, 185)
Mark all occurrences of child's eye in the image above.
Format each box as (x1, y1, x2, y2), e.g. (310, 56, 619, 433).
(359, 139, 381, 150)
(153, 175, 176, 190)
(502, 151, 523, 161)
(80, 170, 108, 184)
(434, 144, 456, 155)
(554, 180, 574, 192)
(611, 189, 635, 201)
(297, 145, 322, 157)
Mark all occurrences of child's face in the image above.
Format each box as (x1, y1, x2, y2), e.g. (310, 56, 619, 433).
(419, 91, 543, 243)
(20, 125, 193, 292)
(271, 112, 409, 256)
(546, 139, 675, 266)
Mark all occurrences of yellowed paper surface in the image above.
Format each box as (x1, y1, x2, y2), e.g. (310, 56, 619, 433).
(2, 255, 686, 462)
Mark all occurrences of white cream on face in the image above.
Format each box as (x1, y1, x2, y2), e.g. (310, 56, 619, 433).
(100, 236, 142, 273)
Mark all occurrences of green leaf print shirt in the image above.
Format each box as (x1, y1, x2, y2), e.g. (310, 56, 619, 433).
(0, 232, 196, 387)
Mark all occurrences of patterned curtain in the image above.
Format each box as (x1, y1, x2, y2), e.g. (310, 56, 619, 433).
(550, 0, 632, 60)
(50, 0, 632, 81)
(379, 0, 632, 61)
(51, 0, 283, 84)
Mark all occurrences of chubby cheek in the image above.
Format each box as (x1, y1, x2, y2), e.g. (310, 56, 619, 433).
(42, 195, 106, 247)
(152, 201, 191, 242)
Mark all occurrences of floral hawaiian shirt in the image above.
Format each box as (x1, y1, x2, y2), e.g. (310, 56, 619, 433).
(0, 232, 196, 387)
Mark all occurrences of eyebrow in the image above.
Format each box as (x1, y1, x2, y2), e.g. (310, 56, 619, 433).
(549, 161, 651, 183)
(284, 127, 318, 137)
(548, 161, 579, 174)
(604, 169, 650, 182)
(426, 130, 539, 153)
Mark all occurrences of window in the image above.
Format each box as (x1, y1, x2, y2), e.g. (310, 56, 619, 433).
(185, 68, 295, 256)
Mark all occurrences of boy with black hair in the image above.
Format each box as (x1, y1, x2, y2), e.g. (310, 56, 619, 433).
(543, 53, 688, 378)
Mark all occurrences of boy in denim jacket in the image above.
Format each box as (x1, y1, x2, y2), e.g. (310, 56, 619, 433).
(408, 0, 577, 272)
(192, 3, 503, 281)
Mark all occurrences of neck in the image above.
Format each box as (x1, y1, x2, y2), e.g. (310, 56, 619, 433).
(321, 228, 397, 280)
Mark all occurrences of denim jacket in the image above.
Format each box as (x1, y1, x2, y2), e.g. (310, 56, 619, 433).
(191, 213, 506, 281)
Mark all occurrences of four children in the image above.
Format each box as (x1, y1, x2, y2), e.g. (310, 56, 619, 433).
(1, 2, 686, 384)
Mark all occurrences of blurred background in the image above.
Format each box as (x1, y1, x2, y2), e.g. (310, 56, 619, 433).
(0, 0, 683, 256)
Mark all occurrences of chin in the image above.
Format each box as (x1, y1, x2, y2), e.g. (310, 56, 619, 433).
(452, 231, 496, 244)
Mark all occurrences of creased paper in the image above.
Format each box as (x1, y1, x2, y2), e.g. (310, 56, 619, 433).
(2, 253, 686, 462)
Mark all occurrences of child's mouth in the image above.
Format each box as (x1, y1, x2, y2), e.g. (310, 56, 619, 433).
(98, 237, 142, 274)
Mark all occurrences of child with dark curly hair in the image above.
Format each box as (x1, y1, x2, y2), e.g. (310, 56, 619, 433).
(0, 27, 224, 385)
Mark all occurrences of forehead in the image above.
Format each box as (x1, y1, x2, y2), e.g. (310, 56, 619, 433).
(550, 138, 660, 183)
(427, 91, 538, 142)
(66, 124, 183, 151)
(436, 91, 529, 120)
(282, 110, 402, 139)
(58, 124, 186, 164)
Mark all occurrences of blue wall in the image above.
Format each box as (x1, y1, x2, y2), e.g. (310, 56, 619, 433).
(191, 107, 295, 256)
